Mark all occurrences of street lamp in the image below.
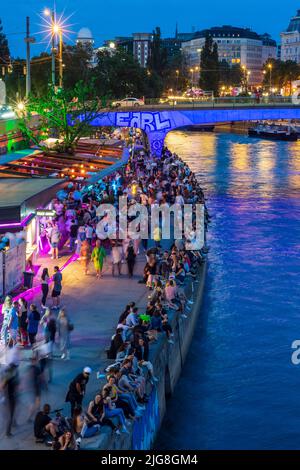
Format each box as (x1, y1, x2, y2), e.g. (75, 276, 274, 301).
(175, 69, 179, 92)
(190, 68, 194, 87)
(44, 8, 56, 86)
(268, 63, 272, 93)
(52, 23, 63, 87)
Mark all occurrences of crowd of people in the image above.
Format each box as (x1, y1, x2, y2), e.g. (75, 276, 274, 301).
(0, 143, 209, 448)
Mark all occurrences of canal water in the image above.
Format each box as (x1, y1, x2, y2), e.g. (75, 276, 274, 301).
(156, 130, 300, 450)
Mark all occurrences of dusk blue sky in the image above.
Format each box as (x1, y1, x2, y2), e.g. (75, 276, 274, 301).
(1, 0, 299, 57)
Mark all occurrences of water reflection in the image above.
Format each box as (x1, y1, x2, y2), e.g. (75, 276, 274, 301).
(156, 130, 300, 450)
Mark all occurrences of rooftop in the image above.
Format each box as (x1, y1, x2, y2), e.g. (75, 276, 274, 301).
(0, 178, 62, 208)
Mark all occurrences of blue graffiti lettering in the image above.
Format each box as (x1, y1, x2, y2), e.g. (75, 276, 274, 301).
(154, 112, 171, 131)
(115, 112, 171, 132)
(115, 112, 130, 127)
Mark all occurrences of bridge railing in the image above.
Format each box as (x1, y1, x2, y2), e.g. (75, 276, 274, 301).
(143, 96, 294, 109)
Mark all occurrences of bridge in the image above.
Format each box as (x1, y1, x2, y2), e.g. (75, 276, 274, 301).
(2, 98, 300, 157)
(87, 101, 300, 156)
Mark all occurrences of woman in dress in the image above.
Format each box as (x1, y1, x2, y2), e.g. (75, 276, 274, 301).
(91, 239, 106, 278)
(57, 308, 71, 360)
(80, 240, 91, 275)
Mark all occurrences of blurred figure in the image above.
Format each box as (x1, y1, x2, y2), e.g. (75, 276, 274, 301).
(28, 356, 42, 422)
(1, 296, 12, 345)
(80, 240, 91, 275)
(0, 361, 19, 436)
(57, 308, 72, 360)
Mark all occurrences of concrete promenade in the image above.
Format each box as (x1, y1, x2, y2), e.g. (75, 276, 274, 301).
(0, 247, 152, 450)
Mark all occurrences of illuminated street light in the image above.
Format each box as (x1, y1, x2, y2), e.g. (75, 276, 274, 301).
(268, 63, 273, 92)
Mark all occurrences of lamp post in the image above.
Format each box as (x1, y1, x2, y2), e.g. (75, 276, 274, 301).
(190, 68, 194, 87)
(24, 17, 35, 97)
(175, 69, 179, 92)
(268, 63, 272, 93)
(44, 8, 56, 86)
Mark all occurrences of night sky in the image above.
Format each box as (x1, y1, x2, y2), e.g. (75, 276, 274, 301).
(1, 0, 298, 57)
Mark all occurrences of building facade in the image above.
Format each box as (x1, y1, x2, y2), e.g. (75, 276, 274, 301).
(281, 10, 300, 63)
(182, 25, 277, 86)
(133, 33, 153, 68)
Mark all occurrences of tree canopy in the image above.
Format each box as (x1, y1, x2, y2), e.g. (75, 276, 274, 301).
(199, 35, 219, 96)
(0, 18, 10, 69)
(19, 81, 102, 154)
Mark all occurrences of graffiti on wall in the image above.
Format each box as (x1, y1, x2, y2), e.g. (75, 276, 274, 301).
(115, 112, 171, 132)
(132, 388, 160, 450)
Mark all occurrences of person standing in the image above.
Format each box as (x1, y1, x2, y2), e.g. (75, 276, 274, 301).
(85, 223, 94, 245)
(52, 266, 62, 309)
(65, 367, 91, 416)
(80, 240, 91, 275)
(41, 268, 50, 308)
(69, 219, 78, 252)
(18, 298, 28, 346)
(8, 301, 19, 347)
(49, 223, 61, 260)
(91, 239, 106, 278)
(57, 308, 72, 360)
(126, 241, 136, 277)
(27, 304, 41, 346)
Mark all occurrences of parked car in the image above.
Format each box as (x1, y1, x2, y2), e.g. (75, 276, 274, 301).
(111, 97, 144, 108)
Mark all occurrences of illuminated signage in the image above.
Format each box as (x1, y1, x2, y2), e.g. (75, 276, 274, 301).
(35, 209, 56, 217)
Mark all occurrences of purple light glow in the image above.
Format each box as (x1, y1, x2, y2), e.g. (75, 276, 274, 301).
(0, 253, 79, 313)
(0, 212, 35, 229)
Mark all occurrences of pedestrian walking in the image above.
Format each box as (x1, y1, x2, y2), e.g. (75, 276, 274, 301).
(41, 268, 50, 308)
(111, 239, 122, 276)
(57, 308, 72, 360)
(91, 239, 106, 278)
(0, 362, 19, 436)
(126, 241, 136, 277)
(65, 367, 91, 416)
(80, 240, 91, 275)
(52, 266, 62, 309)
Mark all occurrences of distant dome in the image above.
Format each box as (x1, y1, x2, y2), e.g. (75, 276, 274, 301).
(77, 27, 93, 43)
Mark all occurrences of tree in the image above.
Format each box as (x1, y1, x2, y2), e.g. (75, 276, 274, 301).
(148, 27, 168, 77)
(19, 81, 102, 154)
(30, 53, 52, 97)
(0, 18, 10, 69)
(263, 59, 300, 94)
(199, 35, 219, 96)
(219, 60, 243, 88)
(5, 59, 26, 100)
(94, 49, 162, 99)
(62, 43, 93, 89)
